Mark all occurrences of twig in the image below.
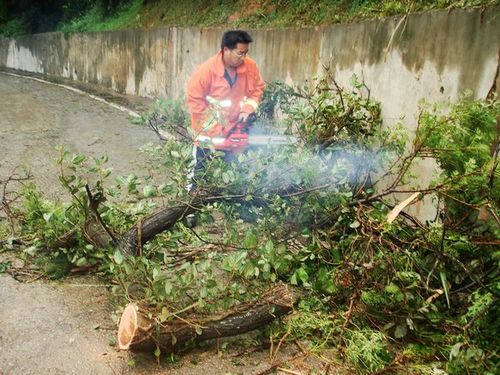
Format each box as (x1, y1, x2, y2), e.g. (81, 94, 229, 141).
(69, 264, 98, 274)
(293, 340, 307, 355)
(383, 14, 409, 59)
(254, 352, 307, 375)
(231, 341, 271, 357)
(188, 227, 256, 251)
(1, 167, 32, 233)
(137, 217, 143, 257)
(341, 290, 359, 335)
(85, 184, 117, 244)
(271, 331, 290, 362)
(276, 368, 303, 375)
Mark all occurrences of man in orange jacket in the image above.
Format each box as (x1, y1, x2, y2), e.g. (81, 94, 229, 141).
(186, 30, 266, 191)
(187, 30, 265, 141)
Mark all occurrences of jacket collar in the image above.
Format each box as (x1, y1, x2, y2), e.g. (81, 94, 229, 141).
(215, 51, 247, 76)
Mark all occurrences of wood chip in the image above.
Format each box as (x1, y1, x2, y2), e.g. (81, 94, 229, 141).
(387, 192, 420, 224)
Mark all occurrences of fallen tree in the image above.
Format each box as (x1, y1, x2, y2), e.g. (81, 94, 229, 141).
(2, 76, 498, 373)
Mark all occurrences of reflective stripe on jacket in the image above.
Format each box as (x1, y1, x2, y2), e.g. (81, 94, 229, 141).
(186, 51, 266, 138)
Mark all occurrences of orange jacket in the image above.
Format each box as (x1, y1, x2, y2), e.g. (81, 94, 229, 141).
(187, 51, 265, 139)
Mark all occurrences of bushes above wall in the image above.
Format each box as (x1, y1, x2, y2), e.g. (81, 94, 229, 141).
(1, 0, 497, 36)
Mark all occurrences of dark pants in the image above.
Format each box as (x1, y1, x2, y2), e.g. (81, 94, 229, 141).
(188, 146, 258, 222)
(188, 146, 236, 191)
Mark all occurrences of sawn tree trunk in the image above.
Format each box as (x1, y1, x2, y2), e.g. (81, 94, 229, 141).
(117, 282, 294, 352)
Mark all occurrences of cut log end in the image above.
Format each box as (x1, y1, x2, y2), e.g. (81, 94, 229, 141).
(117, 304, 138, 350)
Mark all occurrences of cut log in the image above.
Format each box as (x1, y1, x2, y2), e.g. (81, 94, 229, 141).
(117, 304, 154, 350)
(117, 192, 243, 255)
(117, 282, 294, 352)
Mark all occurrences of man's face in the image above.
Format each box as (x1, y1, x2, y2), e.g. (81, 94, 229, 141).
(224, 43, 249, 68)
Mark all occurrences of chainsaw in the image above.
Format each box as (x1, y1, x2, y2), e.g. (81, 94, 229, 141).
(148, 112, 297, 152)
(197, 113, 297, 153)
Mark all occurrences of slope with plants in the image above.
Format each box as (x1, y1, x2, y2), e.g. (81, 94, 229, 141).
(1, 0, 497, 37)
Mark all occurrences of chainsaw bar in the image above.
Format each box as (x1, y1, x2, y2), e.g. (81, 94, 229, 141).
(247, 134, 298, 146)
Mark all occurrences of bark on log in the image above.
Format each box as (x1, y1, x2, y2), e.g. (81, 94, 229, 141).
(118, 191, 233, 255)
(117, 282, 293, 352)
(118, 201, 198, 256)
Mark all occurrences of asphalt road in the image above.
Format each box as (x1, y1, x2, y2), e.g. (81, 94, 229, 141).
(0, 72, 154, 375)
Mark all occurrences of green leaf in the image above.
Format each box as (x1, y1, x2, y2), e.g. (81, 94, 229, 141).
(123, 263, 132, 275)
(200, 287, 208, 298)
(243, 231, 258, 248)
(160, 306, 169, 322)
(71, 154, 86, 165)
(154, 346, 161, 358)
(264, 240, 274, 253)
(243, 263, 254, 277)
(75, 257, 87, 267)
(297, 267, 309, 283)
(43, 212, 53, 222)
(394, 324, 407, 339)
(143, 185, 156, 197)
(113, 249, 124, 265)
(164, 280, 173, 295)
(449, 342, 462, 359)
(349, 220, 360, 229)
(440, 271, 451, 308)
(152, 267, 160, 280)
(384, 282, 400, 294)
(0, 261, 12, 273)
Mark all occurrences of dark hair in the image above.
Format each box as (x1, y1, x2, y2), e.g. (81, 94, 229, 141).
(221, 30, 253, 50)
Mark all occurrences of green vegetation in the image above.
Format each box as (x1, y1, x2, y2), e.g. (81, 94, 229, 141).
(59, 0, 144, 33)
(1, 74, 498, 373)
(1, 0, 497, 37)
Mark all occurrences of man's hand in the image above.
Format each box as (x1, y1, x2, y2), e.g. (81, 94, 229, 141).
(237, 111, 251, 124)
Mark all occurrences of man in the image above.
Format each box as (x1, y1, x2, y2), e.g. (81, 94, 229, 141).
(186, 30, 266, 190)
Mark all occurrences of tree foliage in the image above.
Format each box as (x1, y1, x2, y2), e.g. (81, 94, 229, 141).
(0, 0, 130, 36)
(1, 75, 498, 373)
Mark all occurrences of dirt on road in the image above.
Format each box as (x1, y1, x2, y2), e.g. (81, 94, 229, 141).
(0, 71, 154, 199)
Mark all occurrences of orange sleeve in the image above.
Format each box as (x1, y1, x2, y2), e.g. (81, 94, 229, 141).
(186, 67, 210, 134)
(241, 63, 266, 114)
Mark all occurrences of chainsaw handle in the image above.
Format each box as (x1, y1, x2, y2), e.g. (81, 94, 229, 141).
(225, 113, 257, 137)
(243, 113, 257, 129)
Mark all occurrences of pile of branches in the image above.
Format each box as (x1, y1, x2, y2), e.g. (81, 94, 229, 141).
(1, 74, 498, 373)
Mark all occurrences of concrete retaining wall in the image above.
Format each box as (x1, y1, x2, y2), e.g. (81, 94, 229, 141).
(1, 7, 498, 122)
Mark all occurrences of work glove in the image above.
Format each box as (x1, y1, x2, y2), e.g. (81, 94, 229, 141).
(237, 111, 251, 124)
